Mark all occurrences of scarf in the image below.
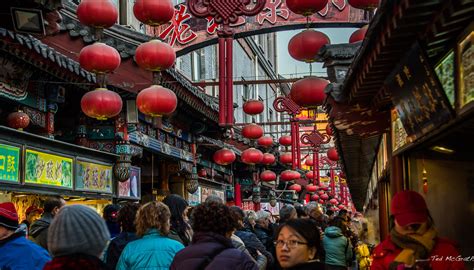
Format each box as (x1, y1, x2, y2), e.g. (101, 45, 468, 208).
(389, 222, 437, 269)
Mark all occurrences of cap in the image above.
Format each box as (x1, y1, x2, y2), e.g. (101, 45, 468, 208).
(26, 205, 44, 216)
(391, 191, 428, 226)
(0, 202, 19, 230)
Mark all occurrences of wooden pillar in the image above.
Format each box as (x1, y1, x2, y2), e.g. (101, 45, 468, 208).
(391, 155, 404, 195)
(378, 181, 390, 240)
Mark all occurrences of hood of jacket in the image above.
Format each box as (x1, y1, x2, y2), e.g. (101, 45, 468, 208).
(29, 213, 53, 237)
(324, 226, 344, 238)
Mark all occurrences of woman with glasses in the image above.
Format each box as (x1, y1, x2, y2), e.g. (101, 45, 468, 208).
(275, 219, 324, 270)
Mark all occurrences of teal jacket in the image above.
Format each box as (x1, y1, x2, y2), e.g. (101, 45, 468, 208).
(116, 229, 184, 270)
(322, 226, 353, 267)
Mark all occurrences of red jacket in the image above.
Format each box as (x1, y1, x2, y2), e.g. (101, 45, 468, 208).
(370, 236, 465, 270)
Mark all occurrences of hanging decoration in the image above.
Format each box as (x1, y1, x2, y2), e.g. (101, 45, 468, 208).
(243, 100, 264, 115)
(135, 40, 176, 72)
(81, 88, 123, 120)
(7, 110, 30, 131)
(290, 77, 329, 108)
(77, 0, 118, 29)
(305, 158, 314, 166)
(305, 171, 314, 179)
(327, 147, 339, 161)
(136, 85, 177, 117)
(326, 124, 334, 136)
(133, 0, 175, 26)
(289, 184, 302, 193)
(349, 25, 369, 43)
(113, 155, 131, 182)
(348, 0, 380, 10)
(280, 153, 293, 164)
(257, 136, 274, 148)
(288, 30, 330, 63)
(261, 153, 276, 165)
(306, 184, 318, 193)
(241, 148, 264, 165)
(311, 194, 320, 201)
(79, 43, 121, 74)
(286, 0, 329, 16)
(260, 170, 277, 182)
(242, 124, 264, 140)
(213, 148, 236, 166)
(279, 135, 292, 146)
(280, 170, 301, 182)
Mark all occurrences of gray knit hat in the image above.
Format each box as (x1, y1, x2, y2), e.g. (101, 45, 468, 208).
(48, 205, 110, 257)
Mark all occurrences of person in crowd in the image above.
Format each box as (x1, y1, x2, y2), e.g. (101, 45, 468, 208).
(279, 205, 297, 224)
(231, 206, 274, 269)
(0, 202, 50, 270)
(322, 217, 353, 270)
(275, 218, 325, 270)
(304, 202, 326, 231)
(294, 204, 308, 219)
(255, 210, 275, 253)
(371, 191, 465, 270)
(105, 202, 140, 270)
(103, 204, 121, 239)
(30, 195, 65, 250)
(163, 194, 193, 246)
(117, 201, 184, 270)
(18, 205, 43, 238)
(43, 205, 110, 270)
(205, 194, 224, 204)
(326, 209, 335, 221)
(245, 210, 258, 231)
(170, 201, 258, 270)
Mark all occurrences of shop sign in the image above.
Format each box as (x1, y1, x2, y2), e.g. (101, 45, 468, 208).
(187, 186, 202, 206)
(118, 166, 141, 199)
(458, 31, 474, 109)
(260, 202, 280, 215)
(201, 186, 224, 203)
(0, 143, 20, 183)
(24, 148, 73, 189)
(75, 160, 113, 193)
(435, 51, 456, 107)
(391, 109, 409, 152)
(387, 42, 454, 140)
(241, 201, 255, 211)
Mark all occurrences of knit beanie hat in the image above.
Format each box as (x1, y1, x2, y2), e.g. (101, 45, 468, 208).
(0, 202, 18, 230)
(48, 205, 110, 257)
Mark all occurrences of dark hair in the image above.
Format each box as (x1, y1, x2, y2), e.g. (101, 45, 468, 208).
(276, 219, 321, 252)
(326, 209, 334, 216)
(204, 195, 224, 204)
(329, 217, 349, 234)
(229, 206, 245, 229)
(163, 194, 191, 245)
(43, 196, 64, 213)
(295, 204, 308, 218)
(338, 209, 348, 217)
(279, 205, 296, 224)
(103, 204, 120, 222)
(191, 201, 238, 236)
(118, 202, 139, 233)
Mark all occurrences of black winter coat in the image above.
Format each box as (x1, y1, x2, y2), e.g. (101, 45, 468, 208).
(235, 229, 275, 268)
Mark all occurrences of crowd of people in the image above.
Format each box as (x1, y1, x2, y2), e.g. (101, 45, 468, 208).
(0, 191, 465, 269)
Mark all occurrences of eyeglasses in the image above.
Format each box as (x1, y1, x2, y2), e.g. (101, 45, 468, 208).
(274, 239, 308, 248)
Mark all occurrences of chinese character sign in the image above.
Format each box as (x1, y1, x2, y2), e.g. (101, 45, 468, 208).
(0, 144, 20, 183)
(24, 149, 73, 188)
(76, 160, 113, 193)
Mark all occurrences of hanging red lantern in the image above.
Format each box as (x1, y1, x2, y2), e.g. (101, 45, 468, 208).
(326, 124, 333, 136)
(319, 199, 324, 204)
(348, 0, 380, 10)
(77, 0, 118, 29)
(262, 153, 276, 165)
(279, 135, 292, 146)
(290, 77, 329, 108)
(280, 170, 301, 182)
(305, 171, 314, 179)
(81, 88, 122, 120)
(79, 43, 121, 74)
(135, 40, 176, 72)
(349, 25, 369, 43)
(198, 169, 207, 177)
(288, 30, 330, 63)
(260, 170, 277, 182)
(133, 0, 174, 26)
(213, 148, 236, 165)
(306, 184, 318, 193)
(327, 147, 339, 161)
(338, 204, 346, 210)
(320, 185, 329, 191)
(242, 124, 264, 140)
(289, 184, 302, 193)
(318, 190, 325, 195)
(257, 136, 273, 148)
(311, 194, 320, 201)
(286, 0, 328, 16)
(136, 85, 177, 117)
(241, 148, 264, 165)
(280, 153, 292, 164)
(329, 198, 338, 205)
(305, 158, 314, 166)
(243, 100, 264, 115)
(320, 193, 329, 200)
(7, 111, 30, 130)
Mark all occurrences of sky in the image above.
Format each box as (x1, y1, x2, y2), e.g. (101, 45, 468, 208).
(276, 28, 358, 78)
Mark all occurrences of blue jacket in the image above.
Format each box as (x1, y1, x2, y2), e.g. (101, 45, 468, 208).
(116, 229, 184, 270)
(0, 232, 51, 270)
(322, 226, 353, 267)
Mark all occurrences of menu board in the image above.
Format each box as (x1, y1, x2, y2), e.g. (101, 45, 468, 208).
(459, 31, 474, 108)
(118, 166, 141, 199)
(24, 148, 73, 189)
(387, 42, 453, 139)
(75, 160, 113, 193)
(0, 143, 20, 183)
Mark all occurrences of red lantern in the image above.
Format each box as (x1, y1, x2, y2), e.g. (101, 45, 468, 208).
(288, 30, 330, 63)
(213, 148, 236, 165)
(305, 171, 314, 179)
(319, 199, 324, 204)
(198, 169, 207, 177)
(136, 85, 177, 117)
(348, 0, 380, 10)
(329, 198, 338, 205)
(318, 190, 325, 195)
(133, 0, 174, 26)
(241, 148, 264, 165)
(242, 124, 264, 140)
(338, 204, 346, 210)
(77, 0, 118, 29)
(79, 43, 121, 74)
(260, 170, 277, 182)
(349, 25, 369, 43)
(311, 194, 319, 201)
(321, 193, 329, 200)
(286, 0, 328, 16)
(279, 135, 292, 146)
(262, 153, 276, 165)
(135, 40, 176, 72)
(320, 185, 329, 191)
(305, 158, 314, 166)
(306, 184, 318, 193)
(289, 184, 302, 193)
(290, 77, 329, 108)
(326, 124, 333, 136)
(280, 153, 292, 164)
(7, 111, 30, 130)
(243, 100, 264, 115)
(327, 147, 339, 161)
(81, 88, 122, 120)
(280, 170, 301, 182)
(257, 136, 273, 148)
